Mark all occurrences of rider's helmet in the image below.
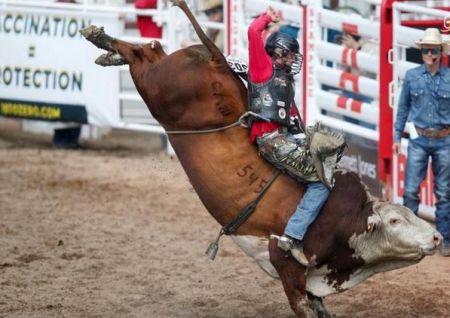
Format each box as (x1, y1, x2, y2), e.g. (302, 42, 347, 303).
(265, 32, 303, 75)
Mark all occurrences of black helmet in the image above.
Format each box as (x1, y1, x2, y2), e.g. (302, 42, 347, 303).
(265, 32, 300, 57)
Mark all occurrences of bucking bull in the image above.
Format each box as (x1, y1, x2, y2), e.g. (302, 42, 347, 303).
(80, 1, 443, 317)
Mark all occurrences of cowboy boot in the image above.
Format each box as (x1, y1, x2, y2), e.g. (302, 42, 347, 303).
(277, 235, 310, 266)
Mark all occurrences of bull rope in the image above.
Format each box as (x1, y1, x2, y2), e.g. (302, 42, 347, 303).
(164, 111, 269, 135)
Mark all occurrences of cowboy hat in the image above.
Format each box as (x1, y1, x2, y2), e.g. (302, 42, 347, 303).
(201, 0, 222, 12)
(415, 28, 448, 50)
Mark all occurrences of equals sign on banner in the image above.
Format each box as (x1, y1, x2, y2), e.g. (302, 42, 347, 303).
(28, 46, 36, 58)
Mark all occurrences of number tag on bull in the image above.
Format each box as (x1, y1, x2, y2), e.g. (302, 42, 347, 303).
(226, 55, 248, 80)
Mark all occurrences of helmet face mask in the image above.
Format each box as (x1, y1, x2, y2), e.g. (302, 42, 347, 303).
(266, 32, 303, 75)
(272, 47, 303, 75)
(288, 53, 303, 75)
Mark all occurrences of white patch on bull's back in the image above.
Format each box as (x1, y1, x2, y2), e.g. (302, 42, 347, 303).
(230, 235, 279, 278)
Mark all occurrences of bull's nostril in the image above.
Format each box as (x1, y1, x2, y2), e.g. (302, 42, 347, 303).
(433, 233, 443, 247)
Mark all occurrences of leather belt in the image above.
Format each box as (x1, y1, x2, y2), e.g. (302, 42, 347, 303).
(415, 127, 450, 139)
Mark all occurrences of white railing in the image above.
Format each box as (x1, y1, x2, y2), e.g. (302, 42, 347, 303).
(316, 41, 379, 74)
(319, 8, 380, 39)
(310, 0, 381, 140)
(317, 90, 379, 125)
(316, 65, 379, 99)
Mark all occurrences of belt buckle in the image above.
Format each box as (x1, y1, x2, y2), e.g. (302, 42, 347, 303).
(425, 128, 439, 138)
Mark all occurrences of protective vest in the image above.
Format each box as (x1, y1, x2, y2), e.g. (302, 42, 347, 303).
(248, 67, 294, 126)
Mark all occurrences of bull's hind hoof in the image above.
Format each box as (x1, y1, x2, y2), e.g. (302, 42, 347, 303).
(95, 52, 127, 66)
(80, 25, 114, 52)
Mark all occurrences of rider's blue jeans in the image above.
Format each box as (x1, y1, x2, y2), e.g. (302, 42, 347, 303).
(403, 135, 450, 246)
(284, 181, 330, 241)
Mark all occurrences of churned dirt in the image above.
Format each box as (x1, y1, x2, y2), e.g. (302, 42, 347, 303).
(0, 118, 449, 318)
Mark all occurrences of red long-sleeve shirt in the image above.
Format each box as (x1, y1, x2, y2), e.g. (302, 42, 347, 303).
(247, 13, 298, 143)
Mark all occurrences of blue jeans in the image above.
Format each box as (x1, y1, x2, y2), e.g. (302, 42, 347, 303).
(403, 135, 450, 246)
(284, 181, 331, 240)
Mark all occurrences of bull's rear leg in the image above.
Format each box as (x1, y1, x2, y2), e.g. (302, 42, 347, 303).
(269, 239, 317, 318)
(81, 25, 166, 66)
(80, 25, 138, 62)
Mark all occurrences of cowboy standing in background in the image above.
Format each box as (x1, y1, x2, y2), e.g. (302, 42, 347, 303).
(394, 28, 450, 257)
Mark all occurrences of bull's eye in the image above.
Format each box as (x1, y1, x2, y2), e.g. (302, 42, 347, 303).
(390, 218, 401, 225)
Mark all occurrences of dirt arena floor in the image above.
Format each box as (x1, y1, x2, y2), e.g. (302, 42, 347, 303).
(0, 119, 449, 318)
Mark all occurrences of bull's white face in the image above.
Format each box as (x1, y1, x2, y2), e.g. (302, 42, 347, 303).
(349, 201, 442, 265)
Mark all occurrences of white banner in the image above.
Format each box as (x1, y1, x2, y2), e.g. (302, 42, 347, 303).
(0, 6, 121, 126)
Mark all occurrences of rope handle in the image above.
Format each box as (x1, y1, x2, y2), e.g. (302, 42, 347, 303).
(165, 111, 269, 135)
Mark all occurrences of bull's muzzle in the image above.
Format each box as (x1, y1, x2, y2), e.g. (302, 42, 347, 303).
(422, 232, 443, 255)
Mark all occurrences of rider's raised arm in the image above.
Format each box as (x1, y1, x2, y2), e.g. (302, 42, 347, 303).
(247, 12, 274, 83)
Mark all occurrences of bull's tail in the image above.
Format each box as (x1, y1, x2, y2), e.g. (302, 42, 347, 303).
(171, 0, 229, 70)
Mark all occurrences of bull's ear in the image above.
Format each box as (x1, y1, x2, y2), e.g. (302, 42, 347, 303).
(371, 201, 386, 212)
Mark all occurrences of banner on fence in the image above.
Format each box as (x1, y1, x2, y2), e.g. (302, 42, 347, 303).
(0, 6, 121, 126)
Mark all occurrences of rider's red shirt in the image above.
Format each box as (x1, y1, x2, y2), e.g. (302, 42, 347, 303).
(247, 13, 298, 143)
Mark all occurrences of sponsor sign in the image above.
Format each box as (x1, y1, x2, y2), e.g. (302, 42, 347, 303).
(338, 132, 383, 198)
(0, 98, 87, 123)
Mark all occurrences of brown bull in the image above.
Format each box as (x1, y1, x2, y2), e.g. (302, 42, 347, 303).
(80, 1, 442, 317)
